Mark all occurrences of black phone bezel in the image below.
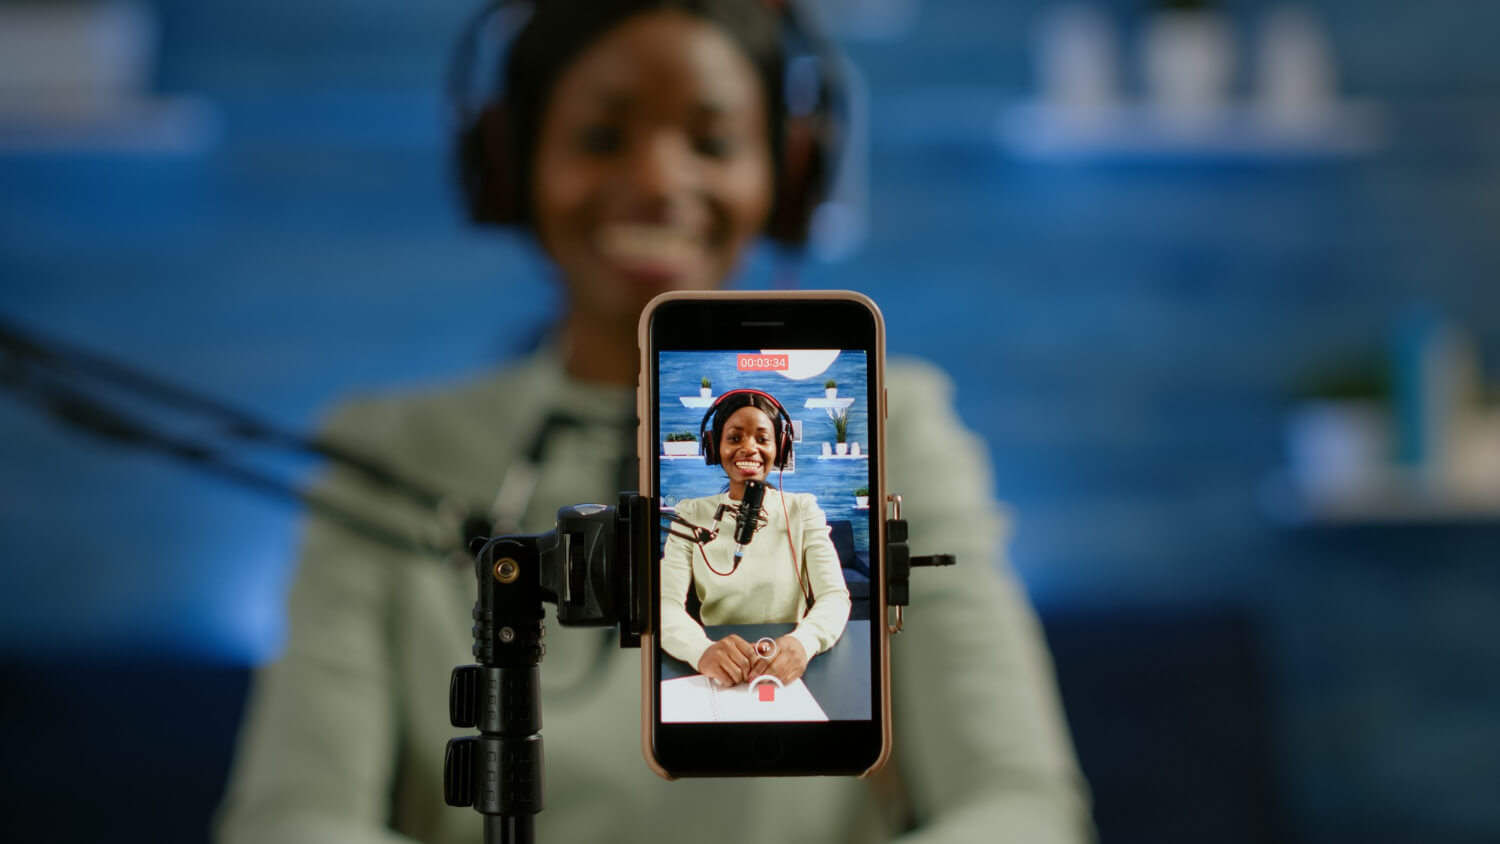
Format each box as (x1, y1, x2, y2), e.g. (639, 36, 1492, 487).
(647, 296, 884, 777)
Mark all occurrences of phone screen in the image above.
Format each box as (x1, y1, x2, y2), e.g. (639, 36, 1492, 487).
(645, 294, 885, 776)
(656, 348, 873, 722)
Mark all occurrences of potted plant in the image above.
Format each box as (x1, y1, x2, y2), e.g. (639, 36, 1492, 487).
(824, 378, 838, 399)
(700, 376, 713, 398)
(827, 407, 849, 455)
(853, 485, 869, 509)
(1285, 359, 1391, 501)
(663, 431, 700, 457)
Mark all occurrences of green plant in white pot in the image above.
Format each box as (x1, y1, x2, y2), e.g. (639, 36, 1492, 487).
(663, 430, 699, 457)
(827, 406, 850, 455)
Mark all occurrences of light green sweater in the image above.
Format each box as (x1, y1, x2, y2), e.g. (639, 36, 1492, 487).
(216, 349, 1094, 844)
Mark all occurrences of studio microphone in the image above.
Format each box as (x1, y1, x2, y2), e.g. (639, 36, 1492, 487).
(733, 479, 766, 563)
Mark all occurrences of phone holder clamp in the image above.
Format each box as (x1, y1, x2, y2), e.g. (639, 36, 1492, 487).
(883, 493, 956, 634)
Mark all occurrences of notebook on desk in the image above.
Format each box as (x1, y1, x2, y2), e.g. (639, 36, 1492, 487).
(660, 675, 830, 723)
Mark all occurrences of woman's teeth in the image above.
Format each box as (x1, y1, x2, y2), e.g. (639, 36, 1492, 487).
(599, 223, 697, 264)
(734, 461, 762, 472)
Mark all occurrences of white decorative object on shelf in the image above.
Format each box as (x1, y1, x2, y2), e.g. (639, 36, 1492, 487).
(1284, 400, 1388, 502)
(835, 442, 849, 456)
(662, 441, 700, 458)
(1142, 9, 1235, 129)
(1033, 3, 1121, 116)
(0, 1, 218, 153)
(1002, 3, 1382, 163)
(1255, 4, 1338, 131)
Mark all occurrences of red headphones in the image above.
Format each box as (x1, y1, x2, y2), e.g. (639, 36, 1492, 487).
(448, 0, 844, 247)
(699, 389, 795, 468)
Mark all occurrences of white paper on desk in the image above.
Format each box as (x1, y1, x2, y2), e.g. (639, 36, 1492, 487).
(660, 675, 829, 723)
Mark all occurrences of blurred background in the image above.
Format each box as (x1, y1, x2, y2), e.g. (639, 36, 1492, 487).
(4, 0, 1500, 841)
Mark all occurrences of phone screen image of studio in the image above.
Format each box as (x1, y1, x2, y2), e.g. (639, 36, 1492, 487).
(657, 350, 872, 723)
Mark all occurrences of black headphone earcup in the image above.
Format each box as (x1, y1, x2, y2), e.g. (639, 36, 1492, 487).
(766, 115, 827, 245)
(764, 417, 796, 468)
(700, 404, 715, 465)
(459, 102, 521, 225)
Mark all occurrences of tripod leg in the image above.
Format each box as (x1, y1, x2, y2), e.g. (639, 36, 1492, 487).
(485, 814, 534, 844)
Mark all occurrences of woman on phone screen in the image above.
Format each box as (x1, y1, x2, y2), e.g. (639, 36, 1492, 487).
(659, 389, 851, 686)
(216, 1, 1094, 842)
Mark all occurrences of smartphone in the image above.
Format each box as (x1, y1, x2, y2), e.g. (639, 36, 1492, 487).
(637, 290, 889, 778)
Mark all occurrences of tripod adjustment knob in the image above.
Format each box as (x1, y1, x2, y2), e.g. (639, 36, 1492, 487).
(443, 736, 476, 807)
(449, 665, 480, 728)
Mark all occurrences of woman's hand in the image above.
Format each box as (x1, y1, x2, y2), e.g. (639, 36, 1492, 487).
(697, 635, 756, 686)
(749, 634, 809, 685)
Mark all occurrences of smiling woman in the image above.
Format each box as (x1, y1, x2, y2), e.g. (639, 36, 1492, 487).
(660, 387, 851, 687)
(215, 1, 1091, 842)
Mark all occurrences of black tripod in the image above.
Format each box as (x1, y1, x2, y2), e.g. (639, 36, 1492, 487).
(443, 495, 648, 844)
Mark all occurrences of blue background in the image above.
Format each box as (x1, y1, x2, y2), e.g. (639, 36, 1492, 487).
(4, 1, 1500, 842)
(658, 350, 871, 553)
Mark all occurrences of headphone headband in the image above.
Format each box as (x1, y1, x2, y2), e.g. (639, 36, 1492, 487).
(699, 388, 795, 468)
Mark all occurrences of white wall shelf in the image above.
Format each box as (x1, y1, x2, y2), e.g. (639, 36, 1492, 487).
(1261, 470, 1500, 527)
(998, 100, 1385, 164)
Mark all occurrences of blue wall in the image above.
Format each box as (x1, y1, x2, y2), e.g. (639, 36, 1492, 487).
(4, 1, 1500, 841)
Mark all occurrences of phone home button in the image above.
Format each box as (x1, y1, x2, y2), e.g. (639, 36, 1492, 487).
(750, 735, 785, 765)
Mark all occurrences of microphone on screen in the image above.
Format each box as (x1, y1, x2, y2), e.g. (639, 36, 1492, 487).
(732, 479, 766, 563)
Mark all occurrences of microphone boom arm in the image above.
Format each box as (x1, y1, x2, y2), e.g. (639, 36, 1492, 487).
(0, 315, 487, 560)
